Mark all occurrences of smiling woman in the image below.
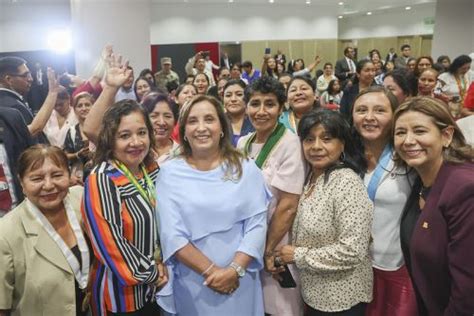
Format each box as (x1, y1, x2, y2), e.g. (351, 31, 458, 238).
(351, 86, 419, 316)
(238, 76, 306, 316)
(280, 75, 318, 133)
(82, 100, 165, 316)
(0, 145, 88, 316)
(393, 96, 474, 315)
(156, 95, 270, 315)
(277, 110, 373, 316)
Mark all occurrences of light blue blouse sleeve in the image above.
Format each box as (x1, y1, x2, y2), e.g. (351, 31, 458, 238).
(238, 211, 267, 271)
(155, 166, 191, 263)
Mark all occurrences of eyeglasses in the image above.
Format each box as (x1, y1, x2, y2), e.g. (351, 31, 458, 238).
(9, 72, 32, 79)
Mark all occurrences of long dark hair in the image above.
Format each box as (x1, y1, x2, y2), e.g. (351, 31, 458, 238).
(349, 86, 400, 173)
(298, 109, 366, 183)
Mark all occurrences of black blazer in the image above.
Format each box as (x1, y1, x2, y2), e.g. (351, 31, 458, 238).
(0, 107, 37, 202)
(335, 57, 355, 81)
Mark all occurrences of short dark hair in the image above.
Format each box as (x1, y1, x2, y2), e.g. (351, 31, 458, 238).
(244, 76, 286, 108)
(287, 75, 316, 93)
(242, 61, 253, 69)
(219, 66, 230, 75)
(193, 72, 210, 85)
(224, 79, 247, 93)
(141, 92, 179, 122)
(437, 55, 451, 64)
(343, 47, 353, 56)
(323, 62, 333, 69)
(400, 44, 411, 51)
(448, 54, 472, 74)
(298, 109, 366, 182)
(384, 68, 417, 98)
(0, 56, 26, 78)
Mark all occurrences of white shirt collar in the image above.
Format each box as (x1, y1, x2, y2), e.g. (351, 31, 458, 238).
(0, 87, 24, 101)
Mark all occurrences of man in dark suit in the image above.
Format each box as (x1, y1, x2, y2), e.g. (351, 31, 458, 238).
(335, 46, 357, 86)
(0, 107, 36, 215)
(385, 48, 398, 63)
(27, 61, 48, 114)
(220, 51, 233, 70)
(0, 56, 57, 142)
(394, 44, 412, 69)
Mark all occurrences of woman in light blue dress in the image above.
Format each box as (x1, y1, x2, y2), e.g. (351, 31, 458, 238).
(156, 95, 270, 315)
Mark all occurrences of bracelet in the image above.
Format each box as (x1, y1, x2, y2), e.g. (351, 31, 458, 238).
(201, 263, 214, 276)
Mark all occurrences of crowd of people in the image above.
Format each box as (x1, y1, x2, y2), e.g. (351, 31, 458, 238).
(0, 42, 473, 316)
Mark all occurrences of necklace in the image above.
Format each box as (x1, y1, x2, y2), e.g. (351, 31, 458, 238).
(455, 75, 467, 102)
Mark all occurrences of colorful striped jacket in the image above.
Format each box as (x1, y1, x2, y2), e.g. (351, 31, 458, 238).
(82, 161, 160, 315)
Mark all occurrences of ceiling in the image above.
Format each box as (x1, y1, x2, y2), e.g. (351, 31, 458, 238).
(150, 0, 437, 16)
(1, 0, 438, 16)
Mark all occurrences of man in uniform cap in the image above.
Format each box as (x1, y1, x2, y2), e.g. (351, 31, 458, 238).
(154, 57, 180, 91)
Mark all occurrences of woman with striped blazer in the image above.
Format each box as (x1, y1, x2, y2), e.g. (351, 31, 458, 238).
(82, 90, 166, 314)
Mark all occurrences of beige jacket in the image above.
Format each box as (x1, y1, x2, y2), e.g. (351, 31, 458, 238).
(0, 186, 84, 316)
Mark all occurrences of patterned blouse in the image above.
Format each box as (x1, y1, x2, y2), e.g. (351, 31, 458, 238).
(292, 168, 374, 312)
(82, 161, 160, 315)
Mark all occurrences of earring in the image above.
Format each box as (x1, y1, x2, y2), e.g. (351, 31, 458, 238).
(183, 136, 188, 142)
(340, 151, 346, 162)
(220, 132, 224, 138)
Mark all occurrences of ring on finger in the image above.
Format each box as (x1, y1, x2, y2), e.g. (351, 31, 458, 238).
(275, 256, 282, 266)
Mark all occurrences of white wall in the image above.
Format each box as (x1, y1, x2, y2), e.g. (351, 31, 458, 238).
(150, 3, 338, 44)
(431, 0, 474, 59)
(338, 3, 436, 39)
(0, 2, 71, 52)
(71, 0, 152, 78)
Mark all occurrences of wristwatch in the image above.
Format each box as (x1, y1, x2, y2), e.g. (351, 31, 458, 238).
(229, 262, 246, 278)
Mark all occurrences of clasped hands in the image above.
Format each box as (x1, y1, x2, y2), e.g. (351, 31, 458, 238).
(264, 245, 296, 282)
(202, 265, 239, 295)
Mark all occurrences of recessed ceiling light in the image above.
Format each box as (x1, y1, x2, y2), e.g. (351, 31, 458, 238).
(338, 2, 344, 5)
(367, 11, 372, 15)
(405, 6, 411, 10)
(306, 0, 311, 4)
(338, 15, 343, 19)
(269, 0, 274, 3)
(229, 0, 234, 2)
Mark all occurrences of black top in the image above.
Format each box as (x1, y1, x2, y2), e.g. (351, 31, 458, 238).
(399, 176, 428, 316)
(70, 245, 89, 316)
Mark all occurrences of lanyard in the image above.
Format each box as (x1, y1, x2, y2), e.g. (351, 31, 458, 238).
(455, 75, 467, 102)
(367, 144, 392, 202)
(27, 197, 90, 289)
(114, 160, 156, 208)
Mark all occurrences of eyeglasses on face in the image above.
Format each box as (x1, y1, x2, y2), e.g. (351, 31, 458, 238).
(9, 72, 32, 78)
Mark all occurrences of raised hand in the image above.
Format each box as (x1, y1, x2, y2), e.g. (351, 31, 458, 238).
(101, 44, 113, 60)
(104, 53, 132, 88)
(47, 67, 61, 93)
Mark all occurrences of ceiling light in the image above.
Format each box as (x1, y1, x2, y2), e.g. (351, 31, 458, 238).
(338, 15, 343, 19)
(338, 2, 344, 5)
(229, 0, 233, 2)
(405, 6, 411, 10)
(269, 0, 274, 3)
(367, 11, 372, 15)
(306, 0, 311, 4)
